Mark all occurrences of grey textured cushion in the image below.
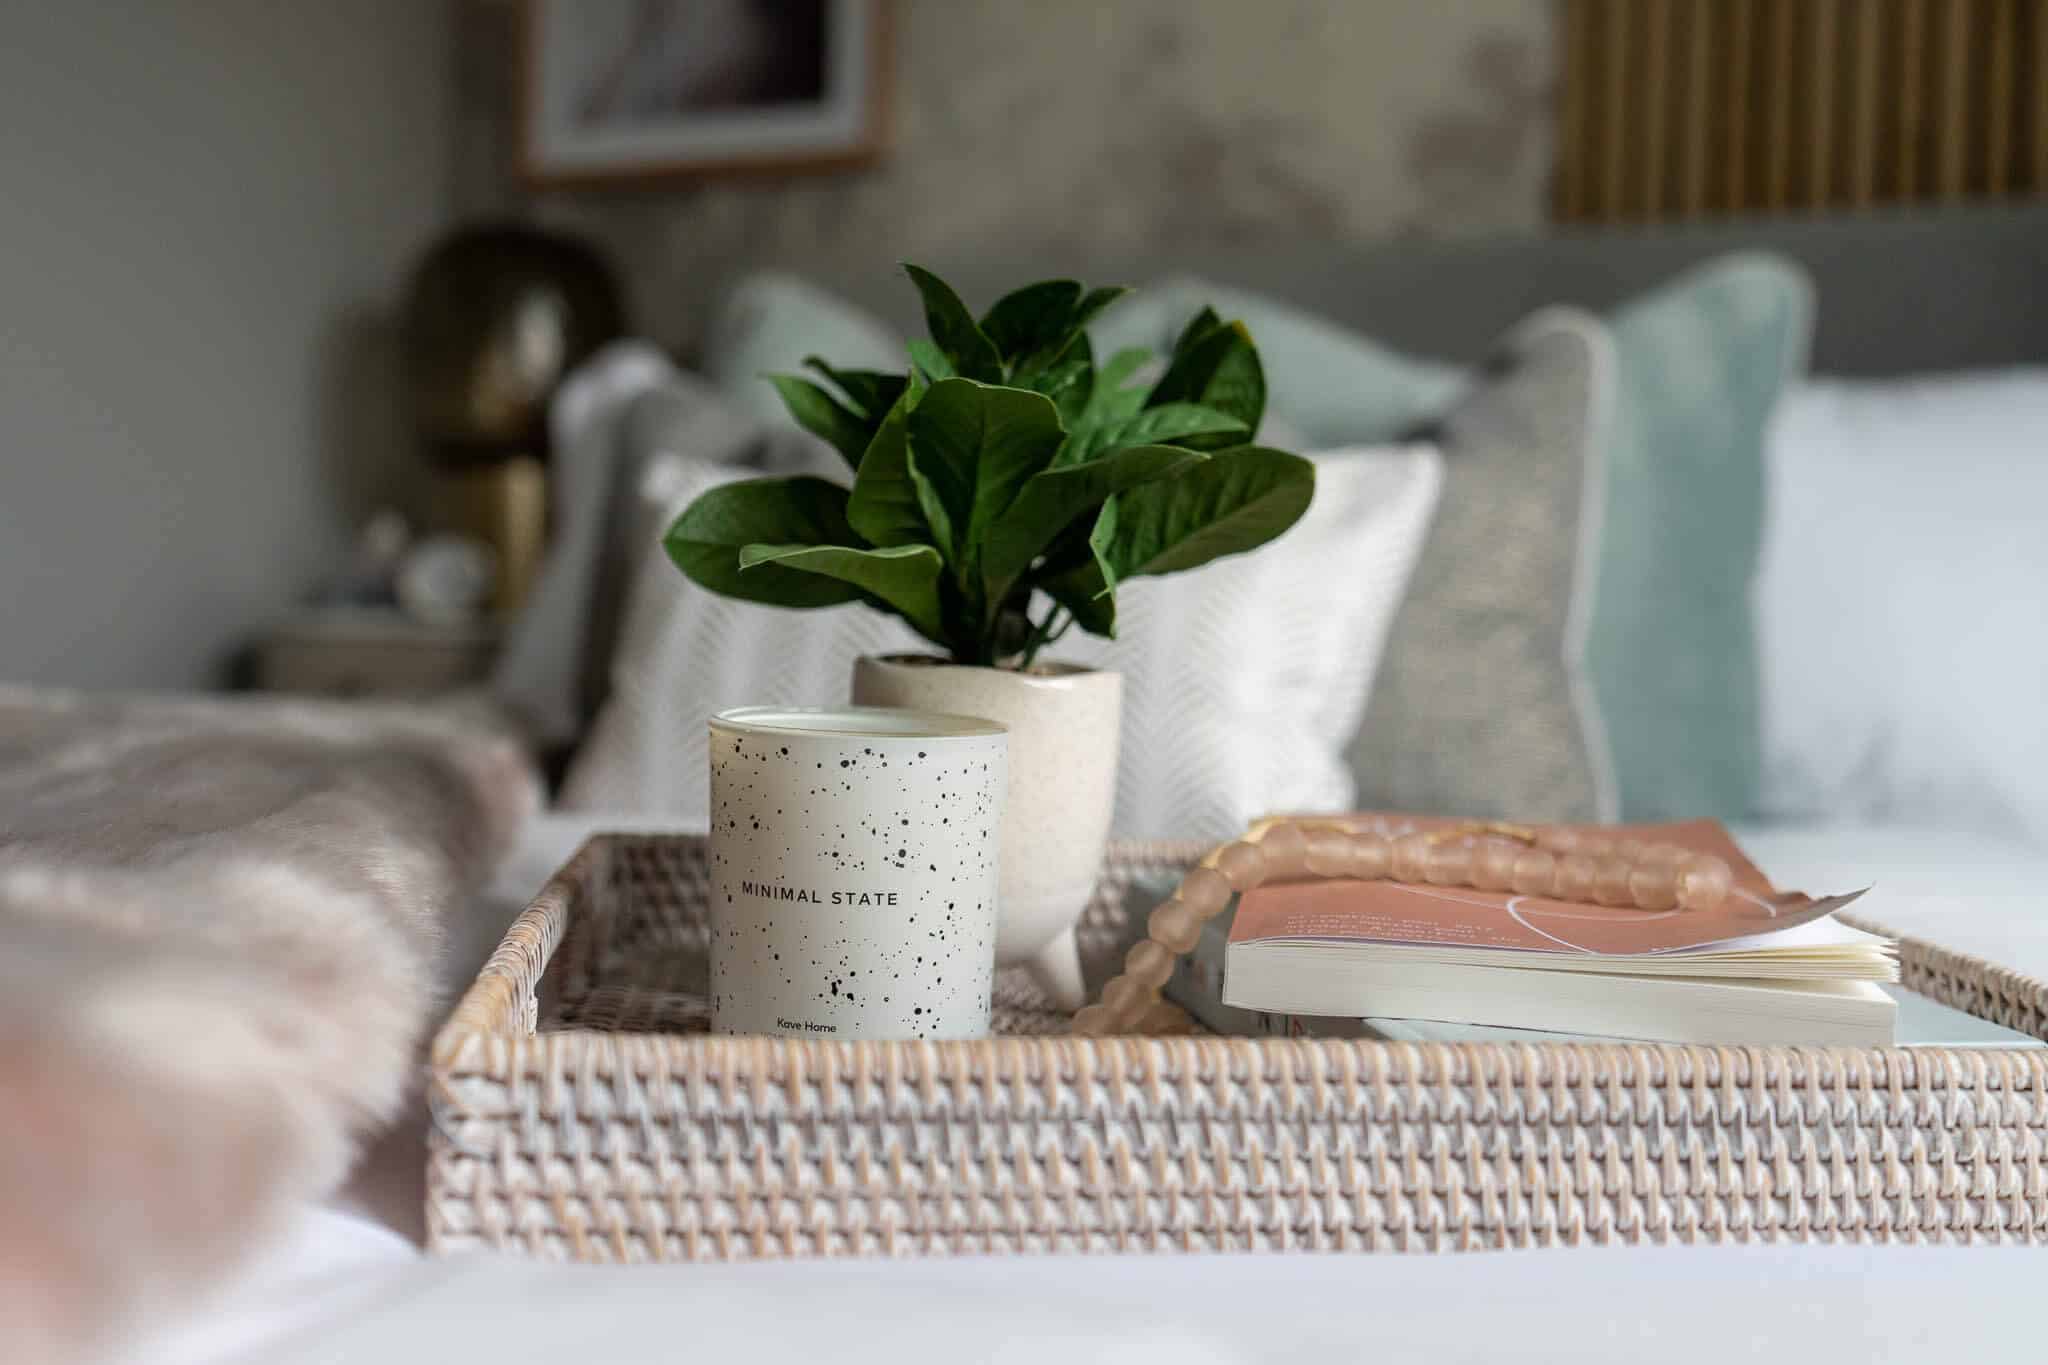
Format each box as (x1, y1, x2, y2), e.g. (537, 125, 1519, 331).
(1350, 309, 1616, 822)
(1090, 277, 1463, 446)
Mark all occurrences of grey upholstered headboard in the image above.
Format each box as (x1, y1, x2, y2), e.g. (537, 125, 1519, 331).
(794, 201, 2048, 377)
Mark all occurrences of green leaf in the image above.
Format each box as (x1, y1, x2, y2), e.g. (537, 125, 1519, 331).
(845, 386, 927, 548)
(1058, 402, 1248, 466)
(1062, 347, 1153, 460)
(906, 378, 1065, 585)
(1170, 306, 1225, 359)
(1040, 551, 1116, 639)
(1145, 319, 1265, 433)
(739, 541, 946, 641)
(978, 279, 1080, 363)
(1071, 285, 1132, 333)
(903, 264, 1002, 382)
(895, 344, 950, 568)
(905, 442, 955, 577)
(802, 356, 905, 420)
(982, 443, 1205, 596)
(1020, 330, 1094, 429)
(1095, 346, 1151, 393)
(1092, 446, 1313, 588)
(767, 375, 875, 471)
(906, 337, 955, 385)
(663, 476, 864, 607)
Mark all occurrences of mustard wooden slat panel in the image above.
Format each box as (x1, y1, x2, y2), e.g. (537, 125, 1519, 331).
(1559, 0, 1596, 218)
(1557, 0, 2048, 221)
(2036, 0, 2048, 183)
(1938, 0, 1972, 196)
(1988, 0, 2017, 193)
(1900, 0, 1928, 198)
(1849, 0, 1883, 205)
(1683, 0, 1714, 215)
(1765, 0, 1796, 210)
(1602, 0, 1631, 216)
(1723, 0, 1754, 209)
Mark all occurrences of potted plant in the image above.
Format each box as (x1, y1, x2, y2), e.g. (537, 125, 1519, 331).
(665, 265, 1312, 1006)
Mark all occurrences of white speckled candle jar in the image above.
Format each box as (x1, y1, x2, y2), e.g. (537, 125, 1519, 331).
(707, 707, 1007, 1040)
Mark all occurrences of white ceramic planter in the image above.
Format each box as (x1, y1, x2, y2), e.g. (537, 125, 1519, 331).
(851, 655, 1121, 1010)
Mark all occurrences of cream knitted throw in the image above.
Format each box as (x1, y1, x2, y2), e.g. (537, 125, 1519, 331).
(0, 688, 535, 1364)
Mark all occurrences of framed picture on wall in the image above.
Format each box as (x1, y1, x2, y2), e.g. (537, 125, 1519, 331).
(518, 0, 890, 187)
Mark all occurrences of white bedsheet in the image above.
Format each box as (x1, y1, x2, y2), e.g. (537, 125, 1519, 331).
(127, 815, 2048, 1365)
(203, 1240, 2048, 1363)
(1734, 822, 2048, 977)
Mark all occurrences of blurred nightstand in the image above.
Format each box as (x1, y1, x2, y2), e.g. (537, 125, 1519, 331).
(254, 608, 499, 699)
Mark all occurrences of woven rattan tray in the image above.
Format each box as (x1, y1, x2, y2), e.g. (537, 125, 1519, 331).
(428, 833, 2048, 1258)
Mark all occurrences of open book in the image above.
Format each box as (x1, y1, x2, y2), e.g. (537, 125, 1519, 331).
(1221, 817, 1898, 1046)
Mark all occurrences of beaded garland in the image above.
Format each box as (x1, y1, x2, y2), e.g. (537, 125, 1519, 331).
(1071, 820, 1738, 1037)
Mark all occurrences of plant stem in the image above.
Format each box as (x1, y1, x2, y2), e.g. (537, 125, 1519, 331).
(1014, 604, 1071, 671)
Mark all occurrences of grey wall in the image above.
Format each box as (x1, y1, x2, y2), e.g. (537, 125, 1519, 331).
(457, 0, 1554, 355)
(0, 0, 1552, 689)
(0, 2, 452, 690)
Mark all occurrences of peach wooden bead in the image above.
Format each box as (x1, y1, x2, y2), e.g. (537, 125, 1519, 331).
(1100, 975, 1148, 1015)
(1257, 822, 1310, 880)
(1346, 833, 1391, 881)
(1178, 866, 1233, 920)
(1213, 840, 1266, 890)
(1426, 841, 1473, 885)
(1070, 1004, 1113, 1034)
(1112, 1006, 1155, 1034)
(1578, 836, 1614, 858)
(1137, 998, 1191, 1033)
(1613, 839, 1645, 863)
(1629, 862, 1679, 911)
(1677, 855, 1734, 911)
(1124, 939, 1175, 989)
(1147, 898, 1203, 953)
(1511, 848, 1557, 895)
(1473, 840, 1520, 891)
(1635, 842, 1686, 869)
(1538, 827, 1581, 853)
(1304, 829, 1352, 877)
(1557, 852, 1599, 902)
(1391, 832, 1433, 882)
(1594, 860, 1634, 906)
(1110, 992, 1157, 1029)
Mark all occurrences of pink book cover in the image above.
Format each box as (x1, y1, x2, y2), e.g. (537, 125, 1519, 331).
(1227, 816, 1862, 958)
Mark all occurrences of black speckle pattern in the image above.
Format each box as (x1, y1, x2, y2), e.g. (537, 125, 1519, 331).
(707, 722, 1005, 1040)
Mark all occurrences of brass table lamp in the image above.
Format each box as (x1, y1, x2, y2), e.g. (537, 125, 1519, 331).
(401, 222, 625, 613)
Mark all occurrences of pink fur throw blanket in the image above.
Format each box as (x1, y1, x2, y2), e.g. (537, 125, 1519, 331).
(0, 687, 536, 1364)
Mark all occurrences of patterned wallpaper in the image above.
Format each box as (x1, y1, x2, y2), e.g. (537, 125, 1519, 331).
(456, 0, 1554, 349)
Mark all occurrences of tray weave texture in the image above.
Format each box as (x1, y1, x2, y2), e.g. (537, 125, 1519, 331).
(429, 833, 2048, 1259)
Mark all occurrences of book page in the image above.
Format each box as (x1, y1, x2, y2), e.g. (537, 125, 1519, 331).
(1229, 817, 1861, 957)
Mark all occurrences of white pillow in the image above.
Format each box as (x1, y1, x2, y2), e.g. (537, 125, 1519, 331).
(1756, 369, 2048, 845)
(564, 446, 1443, 841)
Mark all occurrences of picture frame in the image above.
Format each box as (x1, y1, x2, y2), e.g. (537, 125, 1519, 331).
(517, 0, 890, 188)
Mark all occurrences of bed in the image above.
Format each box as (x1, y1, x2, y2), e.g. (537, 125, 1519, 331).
(136, 199, 2048, 1362)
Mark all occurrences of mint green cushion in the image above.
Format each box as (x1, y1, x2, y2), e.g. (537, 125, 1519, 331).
(1589, 255, 1812, 819)
(1140, 257, 1811, 820)
(702, 272, 905, 428)
(1091, 277, 1464, 446)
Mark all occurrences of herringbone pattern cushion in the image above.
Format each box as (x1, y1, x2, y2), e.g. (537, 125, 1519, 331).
(565, 437, 1440, 842)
